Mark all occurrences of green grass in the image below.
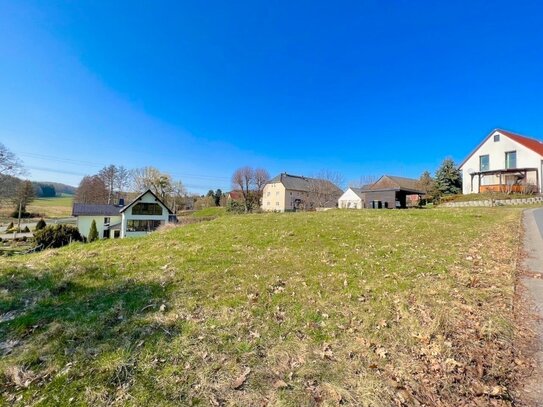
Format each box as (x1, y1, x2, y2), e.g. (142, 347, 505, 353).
(26, 196, 74, 218)
(0, 208, 522, 406)
(192, 206, 227, 217)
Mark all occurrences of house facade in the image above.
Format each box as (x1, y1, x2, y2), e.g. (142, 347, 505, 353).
(261, 173, 342, 212)
(338, 176, 424, 209)
(338, 187, 368, 209)
(459, 129, 543, 194)
(72, 189, 175, 240)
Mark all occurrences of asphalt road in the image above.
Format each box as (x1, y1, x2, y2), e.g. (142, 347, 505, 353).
(521, 208, 543, 403)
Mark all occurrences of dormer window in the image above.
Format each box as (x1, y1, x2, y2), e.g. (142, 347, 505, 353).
(494, 134, 500, 142)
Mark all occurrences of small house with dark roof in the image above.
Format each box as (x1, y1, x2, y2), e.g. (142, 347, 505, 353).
(459, 129, 543, 194)
(339, 176, 424, 209)
(72, 189, 175, 240)
(262, 173, 343, 212)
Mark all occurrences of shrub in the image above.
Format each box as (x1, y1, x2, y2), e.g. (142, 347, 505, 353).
(6, 222, 13, 230)
(35, 219, 47, 230)
(22, 226, 30, 233)
(226, 200, 245, 214)
(34, 225, 83, 249)
(88, 220, 99, 243)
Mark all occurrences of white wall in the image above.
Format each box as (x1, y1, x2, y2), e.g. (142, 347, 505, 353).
(77, 215, 121, 239)
(262, 182, 287, 211)
(460, 130, 543, 194)
(338, 188, 363, 209)
(121, 191, 170, 238)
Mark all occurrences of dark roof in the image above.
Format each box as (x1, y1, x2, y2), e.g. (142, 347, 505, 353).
(268, 173, 343, 194)
(119, 189, 173, 214)
(460, 129, 543, 168)
(367, 175, 425, 194)
(72, 203, 121, 216)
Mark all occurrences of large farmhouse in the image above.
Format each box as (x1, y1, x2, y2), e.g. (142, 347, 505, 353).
(261, 173, 342, 212)
(459, 129, 543, 194)
(72, 189, 175, 240)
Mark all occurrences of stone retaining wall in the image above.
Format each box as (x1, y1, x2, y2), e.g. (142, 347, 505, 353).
(442, 196, 543, 207)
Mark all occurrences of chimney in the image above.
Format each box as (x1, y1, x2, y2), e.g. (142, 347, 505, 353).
(118, 198, 125, 207)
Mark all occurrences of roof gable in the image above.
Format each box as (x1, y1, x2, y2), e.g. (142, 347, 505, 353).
(268, 173, 342, 194)
(119, 189, 173, 214)
(367, 175, 424, 194)
(459, 129, 543, 168)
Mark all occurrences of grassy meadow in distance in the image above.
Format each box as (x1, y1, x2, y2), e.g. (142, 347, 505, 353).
(0, 208, 524, 406)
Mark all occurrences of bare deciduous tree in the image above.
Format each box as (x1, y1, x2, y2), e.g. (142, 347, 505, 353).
(98, 165, 118, 204)
(116, 166, 131, 196)
(74, 175, 108, 204)
(308, 170, 344, 208)
(349, 175, 378, 188)
(132, 167, 172, 200)
(231, 166, 256, 212)
(0, 143, 24, 177)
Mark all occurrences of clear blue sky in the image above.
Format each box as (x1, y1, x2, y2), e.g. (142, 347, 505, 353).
(2, 1, 543, 193)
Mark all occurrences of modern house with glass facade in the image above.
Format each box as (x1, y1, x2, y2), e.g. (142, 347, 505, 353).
(459, 129, 543, 195)
(72, 189, 175, 240)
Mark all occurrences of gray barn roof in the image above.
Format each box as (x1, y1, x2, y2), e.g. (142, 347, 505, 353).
(72, 203, 121, 216)
(269, 173, 342, 194)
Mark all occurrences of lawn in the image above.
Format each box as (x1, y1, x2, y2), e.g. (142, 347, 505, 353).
(0, 208, 524, 406)
(26, 196, 74, 218)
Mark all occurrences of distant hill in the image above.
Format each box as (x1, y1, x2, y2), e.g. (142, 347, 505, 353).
(33, 181, 76, 197)
(0, 176, 76, 198)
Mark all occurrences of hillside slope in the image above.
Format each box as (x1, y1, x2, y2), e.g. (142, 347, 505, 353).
(0, 209, 523, 406)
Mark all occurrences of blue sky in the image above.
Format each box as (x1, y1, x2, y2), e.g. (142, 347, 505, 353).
(1, 1, 543, 193)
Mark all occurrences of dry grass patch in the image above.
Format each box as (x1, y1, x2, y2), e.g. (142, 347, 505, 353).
(0, 208, 525, 406)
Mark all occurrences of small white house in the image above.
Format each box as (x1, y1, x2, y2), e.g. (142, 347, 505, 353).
(72, 189, 175, 240)
(459, 129, 543, 194)
(338, 187, 367, 209)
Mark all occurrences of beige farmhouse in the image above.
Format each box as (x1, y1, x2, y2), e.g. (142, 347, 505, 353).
(261, 173, 342, 212)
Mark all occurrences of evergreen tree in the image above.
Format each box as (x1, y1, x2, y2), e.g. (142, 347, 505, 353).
(214, 189, 222, 206)
(88, 220, 99, 242)
(434, 158, 462, 196)
(35, 218, 47, 230)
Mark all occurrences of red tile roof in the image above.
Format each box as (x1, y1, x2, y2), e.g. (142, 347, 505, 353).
(460, 129, 543, 168)
(497, 129, 543, 156)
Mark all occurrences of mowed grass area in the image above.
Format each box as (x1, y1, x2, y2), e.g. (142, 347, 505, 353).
(0, 208, 523, 406)
(0, 196, 74, 220)
(27, 196, 74, 218)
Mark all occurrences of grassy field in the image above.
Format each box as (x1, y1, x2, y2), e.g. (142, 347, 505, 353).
(0, 208, 524, 406)
(192, 206, 227, 217)
(0, 196, 74, 220)
(27, 196, 74, 218)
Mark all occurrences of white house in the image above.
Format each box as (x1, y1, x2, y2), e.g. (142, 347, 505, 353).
(338, 187, 368, 209)
(459, 129, 543, 195)
(72, 189, 175, 240)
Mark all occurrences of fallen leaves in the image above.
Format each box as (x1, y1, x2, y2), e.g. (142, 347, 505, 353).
(232, 367, 251, 390)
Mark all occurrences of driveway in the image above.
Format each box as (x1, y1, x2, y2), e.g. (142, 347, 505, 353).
(521, 208, 543, 403)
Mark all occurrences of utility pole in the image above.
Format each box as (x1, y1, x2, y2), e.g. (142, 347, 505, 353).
(15, 200, 22, 239)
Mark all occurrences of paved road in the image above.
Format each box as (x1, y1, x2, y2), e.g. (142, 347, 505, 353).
(521, 208, 543, 404)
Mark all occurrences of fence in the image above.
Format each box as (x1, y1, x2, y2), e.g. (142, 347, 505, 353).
(441, 196, 543, 208)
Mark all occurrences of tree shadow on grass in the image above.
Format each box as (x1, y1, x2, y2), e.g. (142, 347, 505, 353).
(0, 267, 178, 403)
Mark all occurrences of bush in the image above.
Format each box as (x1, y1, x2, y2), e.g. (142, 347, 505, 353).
(35, 218, 47, 230)
(226, 200, 245, 214)
(88, 220, 99, 242)
(6, 222, 13, 230)
(22, 226, 30, 233)
(34, 225, 83, 249)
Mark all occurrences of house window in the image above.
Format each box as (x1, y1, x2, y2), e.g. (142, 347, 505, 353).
(267, 192, 270, 197)
(494, 134, 500, 142)
(276, 191, 279, 196)
(104, 217, 110, 224)
(131, 202, 163, 216)
(276, 202, 279, 206)
(505, 151, 517, 169)
(267, 201, 270, 206)
(126, 219, 162, 232)
(479, 155, 489, 171)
